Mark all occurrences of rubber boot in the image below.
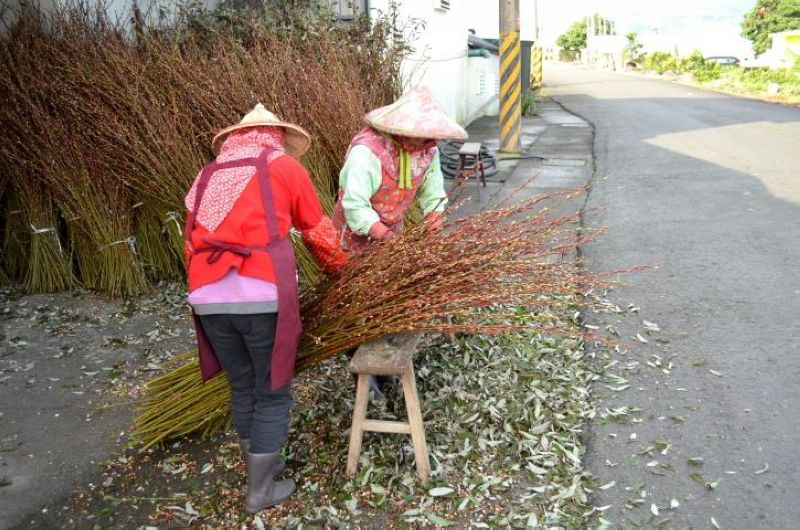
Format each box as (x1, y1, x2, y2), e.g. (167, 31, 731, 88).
(244, 451, 296, 513)
(241, 438, 285, 475)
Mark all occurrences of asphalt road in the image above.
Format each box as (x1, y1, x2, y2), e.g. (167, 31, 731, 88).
(544, 64, 800, 529)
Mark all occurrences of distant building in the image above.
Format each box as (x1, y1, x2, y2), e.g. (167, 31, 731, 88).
(584, 34, 626, 71)
(745, 30, 800, 69)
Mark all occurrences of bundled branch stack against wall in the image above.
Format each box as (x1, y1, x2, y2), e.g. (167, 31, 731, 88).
(0, 2, 404, 296)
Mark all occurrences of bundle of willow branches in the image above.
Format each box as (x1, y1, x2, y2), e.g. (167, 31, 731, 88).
(132, 194, 610, 448)
(0, 2, 404, 293)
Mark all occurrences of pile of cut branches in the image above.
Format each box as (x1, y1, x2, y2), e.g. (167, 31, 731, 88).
(132, 193, 611, 448)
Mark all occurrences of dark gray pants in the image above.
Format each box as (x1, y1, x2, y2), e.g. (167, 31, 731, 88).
(198, 313, 292, 453)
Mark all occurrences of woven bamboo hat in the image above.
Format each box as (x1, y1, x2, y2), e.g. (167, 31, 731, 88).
(364, 86, 468, 141)
(212, 103, 311, 156)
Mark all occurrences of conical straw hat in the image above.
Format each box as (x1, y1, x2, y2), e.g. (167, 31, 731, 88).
(212, 103, 311, 157)
(364, 86, 468, 141)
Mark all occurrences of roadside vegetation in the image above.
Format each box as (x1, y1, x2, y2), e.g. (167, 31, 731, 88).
(633, 50, 800, 101)
(555, 1, 800, 104)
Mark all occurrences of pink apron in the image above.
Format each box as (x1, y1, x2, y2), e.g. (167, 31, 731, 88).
(332, 128, 437, 251)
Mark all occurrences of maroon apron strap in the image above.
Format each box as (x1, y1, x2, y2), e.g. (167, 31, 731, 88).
(187, 156, 260, 383)
(187, 151, 301, 389)
(192, 313, 221, 381)
(255, 151, 302, 390)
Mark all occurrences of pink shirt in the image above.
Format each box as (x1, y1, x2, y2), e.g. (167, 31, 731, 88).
(188, 268, 278, 308)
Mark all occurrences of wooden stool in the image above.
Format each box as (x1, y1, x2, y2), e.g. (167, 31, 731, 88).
(346, 334, 430, 480)
(453, 142, 487, 199)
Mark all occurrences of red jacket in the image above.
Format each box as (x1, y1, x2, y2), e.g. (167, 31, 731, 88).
(187, 155, 345, 291)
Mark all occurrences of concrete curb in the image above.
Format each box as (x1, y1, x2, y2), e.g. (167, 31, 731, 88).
(450, 99, 595, 263)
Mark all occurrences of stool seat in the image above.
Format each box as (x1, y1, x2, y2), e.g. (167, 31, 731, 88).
(453, 141, 487, 198)
(346, 334, 430, 480)
(349, 334, 417, 375)
(458, 142, 482, 156)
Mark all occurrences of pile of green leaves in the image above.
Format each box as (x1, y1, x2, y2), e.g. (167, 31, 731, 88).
(114, 301, 607, 527)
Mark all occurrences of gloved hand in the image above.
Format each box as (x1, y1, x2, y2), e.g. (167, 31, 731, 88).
(424, 211, 443, 232)
(368, 221, 396, 241)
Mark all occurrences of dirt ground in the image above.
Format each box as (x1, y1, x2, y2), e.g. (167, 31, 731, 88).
(0, 283, 195, 528)
(3, 284, 602, 529)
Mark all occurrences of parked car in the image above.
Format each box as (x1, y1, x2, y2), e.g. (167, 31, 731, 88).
(704, 56, 740, 67)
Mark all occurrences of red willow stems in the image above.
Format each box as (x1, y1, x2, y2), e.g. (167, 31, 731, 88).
(132, 194, 610, 447)
(0, 4, 403, 294)
(295, 194, 609, 371)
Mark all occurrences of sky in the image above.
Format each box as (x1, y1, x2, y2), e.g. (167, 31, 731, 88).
(536, 0, 758, 57)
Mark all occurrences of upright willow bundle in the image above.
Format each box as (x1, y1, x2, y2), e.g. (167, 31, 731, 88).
(0, 2, 406, 295)
(18, 186, 77, 293)
(1, 187, 29, 282)
(132, 193, 611, 448)
(0, 7, 148, 295)
(0, 12, 75, 291)
(133, 203, 185, 281)
(0, 175, 11, 284)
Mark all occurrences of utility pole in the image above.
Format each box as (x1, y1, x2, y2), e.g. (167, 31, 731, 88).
(530, 0, 543, 89)
(499, 0, 521, 154)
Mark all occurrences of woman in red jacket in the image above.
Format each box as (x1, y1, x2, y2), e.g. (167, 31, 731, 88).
(184, 104, 346, 513)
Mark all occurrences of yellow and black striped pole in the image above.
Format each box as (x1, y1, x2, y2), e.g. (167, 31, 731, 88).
(530, 45, 543, 89)
(499, 28, 522, 154)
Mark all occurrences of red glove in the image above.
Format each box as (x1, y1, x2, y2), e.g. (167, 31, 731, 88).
(183, 240, 194, 267)
(300, 217, 348, 274)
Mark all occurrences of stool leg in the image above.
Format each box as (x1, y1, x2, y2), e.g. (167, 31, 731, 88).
(346, 373, 370, 476)
(454, 154, 465, 188)
(401, 363, 430, 480)
(476, 161, 482, 200)
(443, 314, 455, 343)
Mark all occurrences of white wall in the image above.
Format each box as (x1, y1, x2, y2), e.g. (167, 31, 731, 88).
(466, 53, 500, 123)
(370, 0, 470, 123)
(367, 0, 517, 126)
(463, 0, 498, 39)
(519, 0, 538, 42)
